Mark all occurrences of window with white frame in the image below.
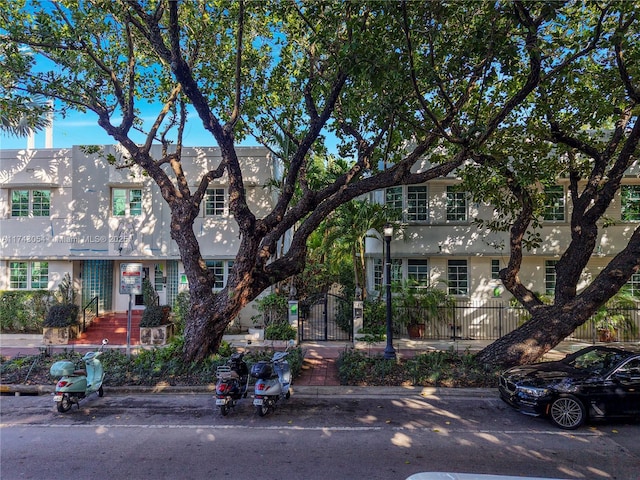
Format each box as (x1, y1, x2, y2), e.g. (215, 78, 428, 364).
(621, 185, 640, 221)
(491, 259, 500, 280)
(545, 260, 557, 296)
(206, 260, 234, 290)
(626, 273, 640, 297)
(112, 188, 142, 216)
(543, 185, 565, 221)
(373, 258, 383, 291)
(407, 186, 428, 222)
(11, 189, 50, 217)
(205, 188, 226, 216)
(408, 259, 429, 285)
(9, 261, 48, 289)
(385, 187, 403, 217)
(446, 186, 467, 221)
(447, 259, 468, 295)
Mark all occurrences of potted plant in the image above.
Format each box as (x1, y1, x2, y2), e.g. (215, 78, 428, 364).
(139, 304, 173, 345)
(394, 281, 450, 339)
(42, 304, 80, 345)
(592, 290, 639, 342)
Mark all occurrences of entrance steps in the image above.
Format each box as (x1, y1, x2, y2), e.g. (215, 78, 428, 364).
(71, 311, 142, 346)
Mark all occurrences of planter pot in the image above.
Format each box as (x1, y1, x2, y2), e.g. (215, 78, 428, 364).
(597, 328, 618, 342)
(42, 326, 70, 345)
(407, 323, 425, 339)
(140, 324, 174, 346)
(248, 327, 265, 340)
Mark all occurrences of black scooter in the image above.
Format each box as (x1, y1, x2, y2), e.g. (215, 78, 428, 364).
(215, 352, 249, 416)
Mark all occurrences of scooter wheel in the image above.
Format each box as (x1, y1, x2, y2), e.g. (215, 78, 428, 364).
(219, 405, 230, 416)
(56, 396, 72, 413)
(256, 404, 269, 417)
(98, 386, 104, 397)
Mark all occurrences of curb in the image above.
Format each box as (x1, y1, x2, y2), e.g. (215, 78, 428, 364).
(0, 383, 496, 399)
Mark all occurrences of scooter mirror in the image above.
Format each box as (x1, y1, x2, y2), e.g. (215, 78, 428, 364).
(102, 338, 109, 345)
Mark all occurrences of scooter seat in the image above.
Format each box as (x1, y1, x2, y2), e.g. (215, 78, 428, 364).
(74, 369, 87, 376)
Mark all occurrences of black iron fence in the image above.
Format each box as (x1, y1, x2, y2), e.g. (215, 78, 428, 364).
(394, 301, 640, 342)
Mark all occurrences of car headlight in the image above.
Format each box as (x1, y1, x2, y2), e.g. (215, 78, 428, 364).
(517, 386, 550, 398)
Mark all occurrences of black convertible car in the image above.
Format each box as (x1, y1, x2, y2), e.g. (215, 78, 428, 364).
(498, 345, 640, 429)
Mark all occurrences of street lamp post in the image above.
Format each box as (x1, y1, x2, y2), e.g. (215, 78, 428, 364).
(383, 223, 396, 359)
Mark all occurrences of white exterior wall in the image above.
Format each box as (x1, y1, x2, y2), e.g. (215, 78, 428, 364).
(365, 176, 640, 301)
(0, 145, 274, 326)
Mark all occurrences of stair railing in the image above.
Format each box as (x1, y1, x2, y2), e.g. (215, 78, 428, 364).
(82, 296, 99, 333)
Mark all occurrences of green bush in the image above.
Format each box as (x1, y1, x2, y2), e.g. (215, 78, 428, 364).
(265, 321, 297, 340)
(139, 305, 171, 327)
(172, 291, 190, 335)
(0, 290, 51, 333)
(43, 304, 79, 327)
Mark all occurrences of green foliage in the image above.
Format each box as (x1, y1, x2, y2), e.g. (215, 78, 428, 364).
(252, 292, 288, 327)
(139, 305, 171, 327)
(392, 281, 453, 327)
(56, 273, 76, 305)
(264, 322, 297, 340)
(171, 291, 190, 335)
(142, 278, 157, 307)
(337, 348, 500, 388)
(0, 290, 51, 333)
(43, 304, 79, 328)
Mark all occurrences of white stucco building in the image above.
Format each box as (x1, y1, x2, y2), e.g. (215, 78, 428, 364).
(0, 144, 275, 325)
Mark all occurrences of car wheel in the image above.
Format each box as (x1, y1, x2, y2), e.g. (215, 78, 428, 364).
(549, 395, 586, 429)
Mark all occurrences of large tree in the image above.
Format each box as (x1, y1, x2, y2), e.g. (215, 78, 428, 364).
(1, 1, 580, 362)
(469, 1, 640, 367)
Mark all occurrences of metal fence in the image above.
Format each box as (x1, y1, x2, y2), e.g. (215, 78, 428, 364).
(396, 301, 640, 342)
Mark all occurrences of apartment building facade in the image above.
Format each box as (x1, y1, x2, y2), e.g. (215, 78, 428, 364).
(0, 144, 275, 325)
(2, 142, 640, 338)
(362, 172, 640, 340)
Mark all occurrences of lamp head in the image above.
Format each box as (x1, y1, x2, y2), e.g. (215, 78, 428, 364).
(383, 223, 393, 240)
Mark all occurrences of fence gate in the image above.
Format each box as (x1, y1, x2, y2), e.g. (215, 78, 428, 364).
(298, 293, 352, 342)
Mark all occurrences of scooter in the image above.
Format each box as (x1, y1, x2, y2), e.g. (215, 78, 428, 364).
(50, 339, 108, 412)
(215, 351, 249, 416)
(252, 345, 292, 417)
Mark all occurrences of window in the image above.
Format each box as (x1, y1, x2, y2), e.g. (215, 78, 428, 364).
(391, 259, 403, 284)
(373, 258, 383, 291)
(205, 188, 226, 216)
(206, 260, 234, 290)
(446, 186, 467, 221)
(407, 186, 428, 222)
(385, 187, 403, 216)
(621, 185, 640, 221)
(11, 189, 50, 217)
(448, 260, 468, 295)
(408, 259, 429, 285)
(626, 272, 640, 297)
(544, 185, 565, 221)
(206, 260, 225, 290)
(9, 261, 48, 289)
(112, 188, 142, 216)
(545, 260, 557, 296)
(491, 259, 500, 280)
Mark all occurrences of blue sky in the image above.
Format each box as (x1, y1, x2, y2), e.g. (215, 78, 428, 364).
(0, 108, 257, 150)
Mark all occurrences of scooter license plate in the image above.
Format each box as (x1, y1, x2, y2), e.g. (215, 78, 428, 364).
(53, 395, 62, 402)
(215, 398, 227, 406)
(253, 398, 263, 406)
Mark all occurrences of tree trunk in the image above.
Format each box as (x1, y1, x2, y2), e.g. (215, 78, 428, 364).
(475, 305, 582, 368)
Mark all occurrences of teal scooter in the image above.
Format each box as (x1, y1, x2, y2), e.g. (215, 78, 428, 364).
(50, 339, 108, 412)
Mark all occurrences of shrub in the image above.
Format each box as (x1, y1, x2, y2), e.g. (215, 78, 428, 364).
(0, 290, 51, 333)
(43, 304, 79, 328)
(265, 321, 297, 340)
(139, 305, 171, 327)
(172, 291, 190, 335)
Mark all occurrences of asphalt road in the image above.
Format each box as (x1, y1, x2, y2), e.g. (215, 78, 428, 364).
(1, 390, 639, 480)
